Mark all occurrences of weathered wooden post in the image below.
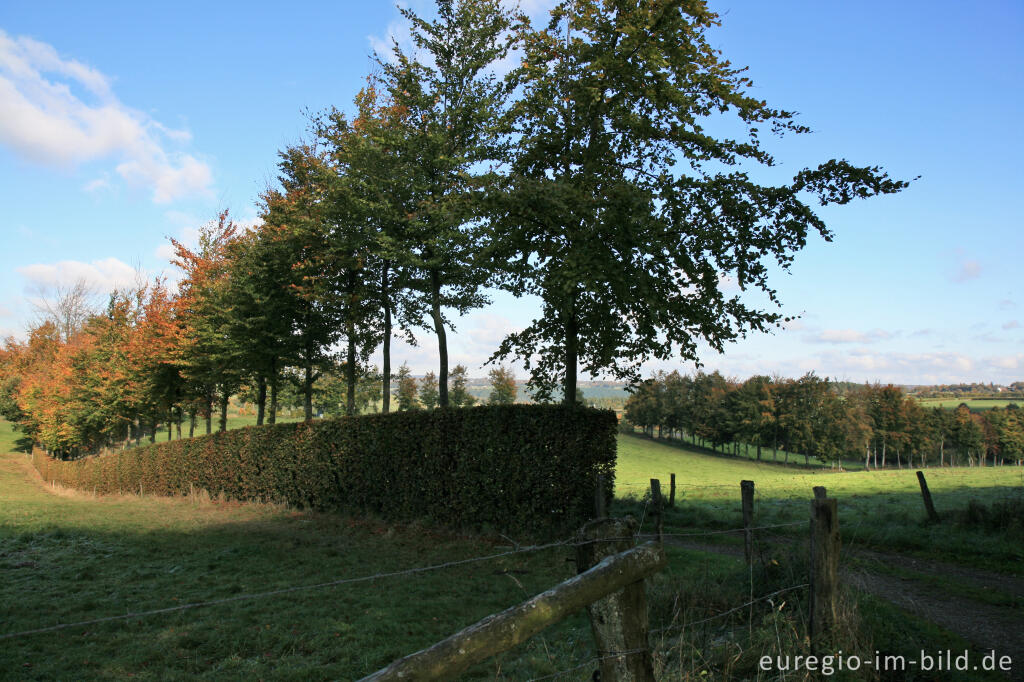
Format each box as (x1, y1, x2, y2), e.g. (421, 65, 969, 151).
(916, 471, 940, 522)
(576, 517, 658, 682)
(649, 479, 663, 544)
(813, 486, 827, 500)
(741, 480, 755, 564)
(809, 497, 840, 651)
(669, 473, 676, 508)
(594, 473, 607, 519)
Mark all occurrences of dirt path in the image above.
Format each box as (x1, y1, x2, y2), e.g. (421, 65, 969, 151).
(663, 537, 1024, 680)
(849, 547, 1024, 599)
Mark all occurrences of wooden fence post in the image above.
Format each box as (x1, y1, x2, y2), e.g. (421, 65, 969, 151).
(809, 498, 840, 650)
(669, 473, 676, 508)
(594, 474, 607, 519)
(813, 486, 827, 500)
(740, 480, 755, 565)
(649, 479, 663, 544)
(576, 518, 658, 682)
(916, 471, 940, 522)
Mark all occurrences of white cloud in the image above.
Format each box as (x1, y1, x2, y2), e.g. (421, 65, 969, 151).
(18, 257, 142, 294)
(1003, 320, 1020, 330)
(0, 29, 213, 203)
(82, 175, 111, 193)
(949, 249, 981, 283)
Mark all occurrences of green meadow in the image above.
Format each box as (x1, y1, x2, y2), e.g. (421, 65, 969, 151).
(614, 433, 1024, 572)
(916, 397, 1022, 411)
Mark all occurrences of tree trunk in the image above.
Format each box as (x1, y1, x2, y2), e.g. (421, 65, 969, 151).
(563, 290, 578, 405)
(269, 358, 278, 425)
(256, 374, 267, 426)
(346, 270, 357, 416)
(346, 333, 357, 416)
(149, 416, 157, 444)
(167, 411, 172, 441)
(189, 410, 196, 438)
(205, 393, 213, 435)
(381, 264, 392, 414)
(881, 440, 887, 468)
(218, 389, 229, 432)
(430, 269, 449, 408)
(304, 361, 314, 422)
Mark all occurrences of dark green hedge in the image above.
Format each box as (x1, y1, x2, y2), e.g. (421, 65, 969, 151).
(32, 405, 617, 534)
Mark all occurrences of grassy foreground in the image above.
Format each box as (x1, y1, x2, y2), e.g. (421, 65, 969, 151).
(0, 448, 595, 680)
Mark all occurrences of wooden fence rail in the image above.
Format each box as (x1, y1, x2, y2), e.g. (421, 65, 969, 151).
(360, 540, 666, 681)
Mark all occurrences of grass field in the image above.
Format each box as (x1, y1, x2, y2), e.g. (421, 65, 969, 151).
(2, 418, 1017, 679)
(915, 397, 1022, 410)
(614, 433, 1024, 572)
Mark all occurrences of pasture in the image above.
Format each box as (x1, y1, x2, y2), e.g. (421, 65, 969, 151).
(1, 419, 1018, 679)
(915, 397, 1022, 411)
(616, 434, 1024, 572)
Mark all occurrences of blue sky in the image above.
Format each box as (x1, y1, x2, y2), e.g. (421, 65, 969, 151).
(0, 1, 1021, 385)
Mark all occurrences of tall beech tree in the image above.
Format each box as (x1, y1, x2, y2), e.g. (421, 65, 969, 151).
(489, 0, 911, 402)
(317, 85, 425, 415)
(171, 211, 243, 433)
(379, 0, 520, 406)
(223, 226, 294, 425)
(261, 146, 345, 421)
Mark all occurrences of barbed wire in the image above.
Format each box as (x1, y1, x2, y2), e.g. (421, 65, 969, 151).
(525, 647, 649, 681)
(522, 583, 811, 680)
(0, 522, 804, 643)
(0, 536, 575, 642)
(652, 583, 810, 635)
(580, 522, 807, 547)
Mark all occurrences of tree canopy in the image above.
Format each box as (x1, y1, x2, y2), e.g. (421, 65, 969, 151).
(488, 0, 911, 402)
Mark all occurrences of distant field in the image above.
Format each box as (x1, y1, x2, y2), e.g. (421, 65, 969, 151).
(915, 397, 1021, 410)
(614, 433, 1024, 570)
(615, 433, 1022, 499)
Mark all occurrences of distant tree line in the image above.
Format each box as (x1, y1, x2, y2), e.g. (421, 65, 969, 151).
(912, 382, 1024, 399)
(624, 371, 1024, 468)
(0, 0, 908, 457)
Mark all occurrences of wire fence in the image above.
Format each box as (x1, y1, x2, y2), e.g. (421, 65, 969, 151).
(652, 583, 810, 635)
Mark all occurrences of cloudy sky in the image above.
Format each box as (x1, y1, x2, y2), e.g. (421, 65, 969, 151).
(0, 1, 1021, 385)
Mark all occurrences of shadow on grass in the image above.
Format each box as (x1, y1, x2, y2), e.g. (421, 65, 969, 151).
(0, 510, 591, 681)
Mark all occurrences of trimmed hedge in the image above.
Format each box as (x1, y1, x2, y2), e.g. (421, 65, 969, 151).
(32, 405, 617, 535)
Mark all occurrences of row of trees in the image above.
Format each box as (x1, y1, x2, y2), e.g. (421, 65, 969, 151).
(0, 277, 522, 456)
(2, 0, 907, 455)
(624, 372, 1024, 468)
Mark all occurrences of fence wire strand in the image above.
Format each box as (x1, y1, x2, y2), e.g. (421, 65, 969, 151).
(526, 647, 649, 681)
(0, 536, 574, 641)
(653, 583, 810, 635)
